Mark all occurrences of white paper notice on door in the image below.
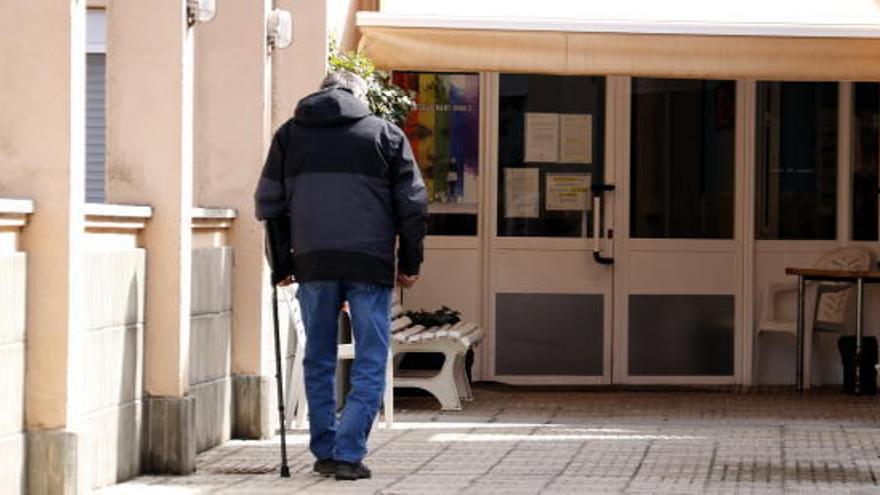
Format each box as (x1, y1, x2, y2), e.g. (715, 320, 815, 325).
(559, 114, 592, 164)
(524, 113, 559, 162)
(546, 173, 591, 211)
(504, 168, 540, 218)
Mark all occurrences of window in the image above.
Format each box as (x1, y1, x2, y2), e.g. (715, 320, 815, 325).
(86, 9, 107, 203)
(630, 78, 735, 239)
(755, 82, 838, 240)
(496, 74, 605, 238)
(392, 72, 480, 236)
(852, 83, 878, 241)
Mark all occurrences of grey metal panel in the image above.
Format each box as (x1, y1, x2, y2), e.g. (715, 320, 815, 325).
(628, 294, 735, 376)
(86, 53, 106, 203)
(496, 293, 603, 376)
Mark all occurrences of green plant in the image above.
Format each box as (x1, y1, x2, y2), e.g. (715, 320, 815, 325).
(328, 40, 415, 126)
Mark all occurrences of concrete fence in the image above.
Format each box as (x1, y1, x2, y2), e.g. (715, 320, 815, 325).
(0, 199, 33, 494)
(0, 201, 249, 493)
(190, 209, 236, 453)
(78, 203, 151, 490)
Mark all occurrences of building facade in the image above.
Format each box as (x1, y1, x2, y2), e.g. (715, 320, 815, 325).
(3, 0, 880, 493)
(357, 0, 880, 387)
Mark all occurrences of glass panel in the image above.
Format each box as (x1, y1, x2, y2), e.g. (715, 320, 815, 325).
(497, 75, 605, 237)
(630, 79, 735, 239)
(392, 72, 481, 236)
(852, 83, 879, 241)
(755, 82, 838, 240)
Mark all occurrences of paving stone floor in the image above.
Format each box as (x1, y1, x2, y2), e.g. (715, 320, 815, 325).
(99, 385, 880, 494)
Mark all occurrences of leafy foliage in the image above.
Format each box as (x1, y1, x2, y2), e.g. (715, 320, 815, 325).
(328, 40, 415, 126)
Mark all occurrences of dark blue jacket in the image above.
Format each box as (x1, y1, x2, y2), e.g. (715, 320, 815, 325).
(255, 87, 427, 286)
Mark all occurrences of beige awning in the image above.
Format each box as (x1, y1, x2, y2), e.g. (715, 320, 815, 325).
(358, 8, 880, 80)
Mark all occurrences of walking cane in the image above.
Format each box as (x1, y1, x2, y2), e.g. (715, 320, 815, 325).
(271, 285, 291, 478)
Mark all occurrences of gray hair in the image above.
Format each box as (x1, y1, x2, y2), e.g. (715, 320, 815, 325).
(321, 70, 369, 106)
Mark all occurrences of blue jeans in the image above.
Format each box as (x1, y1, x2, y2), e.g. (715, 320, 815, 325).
(295, 280, 392, 464)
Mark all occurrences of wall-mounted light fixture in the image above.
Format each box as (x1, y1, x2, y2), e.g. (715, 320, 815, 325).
(187, 0, 216, 27)
(267, 9, 293, 50)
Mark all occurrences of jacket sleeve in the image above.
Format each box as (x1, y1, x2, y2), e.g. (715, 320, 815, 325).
(264, 217, 294, 285)
(390, 130, 428, 276)
(254, 124, 288, 220)
(254, 124, 294, 283)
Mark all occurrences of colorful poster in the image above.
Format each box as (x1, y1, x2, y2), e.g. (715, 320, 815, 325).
(392, 73, 480, 212)
(504, 168, 540, 218)
(559, 114, 592, 164)
(546, 174, 591, 211)
(524, 113, 559, 163)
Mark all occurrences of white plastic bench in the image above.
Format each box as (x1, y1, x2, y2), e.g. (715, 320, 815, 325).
(390, 299, 484, 411)
(284, 288, 482, 427)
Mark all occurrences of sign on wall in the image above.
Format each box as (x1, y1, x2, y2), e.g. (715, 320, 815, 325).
(546, 174, 591, 211)
(392, 73, 481, 214)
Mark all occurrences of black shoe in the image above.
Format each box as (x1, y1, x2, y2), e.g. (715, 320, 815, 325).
(313, 459, 336, 476)
(335, 461, 372, 481)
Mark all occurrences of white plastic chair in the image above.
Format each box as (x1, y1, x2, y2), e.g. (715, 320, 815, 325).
(757, 246, 872, 388)
(283, 286, 393, 429)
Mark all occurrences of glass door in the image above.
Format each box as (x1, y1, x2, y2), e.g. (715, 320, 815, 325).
(852, 82, 879, 242)
(488, 74, 613, 384)
(613, 78, 742, 384)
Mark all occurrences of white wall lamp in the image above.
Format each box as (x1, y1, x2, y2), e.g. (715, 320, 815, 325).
(187, 0, 217, 27)
(267, 8, 293, 50)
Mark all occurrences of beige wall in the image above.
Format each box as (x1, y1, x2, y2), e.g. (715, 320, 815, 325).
(273, 0, 329, 129)
(106, 0, 194, 397)
(195, 0, 273, 379)
(327, 0, 377, 52)
(1, 0, 86, 431)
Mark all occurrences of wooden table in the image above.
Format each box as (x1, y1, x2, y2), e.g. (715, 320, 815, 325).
(786, 267, 880, 393)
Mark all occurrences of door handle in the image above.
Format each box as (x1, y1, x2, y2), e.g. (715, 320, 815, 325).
(592, 183, 614, 265)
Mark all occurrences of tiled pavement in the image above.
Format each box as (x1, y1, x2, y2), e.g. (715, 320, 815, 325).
(99, 385, 880, 494)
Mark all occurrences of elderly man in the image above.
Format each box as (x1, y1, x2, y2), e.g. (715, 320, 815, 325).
(255, 70, 427, 480)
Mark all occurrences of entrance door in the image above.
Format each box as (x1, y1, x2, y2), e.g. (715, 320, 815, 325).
(487, 74, 614, 384)
(612, 78, 743, 384)
(486, 75, 744, 385)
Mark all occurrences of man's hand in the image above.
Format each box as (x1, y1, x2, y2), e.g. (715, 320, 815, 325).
(277, 275, 295, 287)
(397, 272, 419, 289)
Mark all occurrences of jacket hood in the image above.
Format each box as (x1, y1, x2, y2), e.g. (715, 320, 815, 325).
(293, 87, 372, 126)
